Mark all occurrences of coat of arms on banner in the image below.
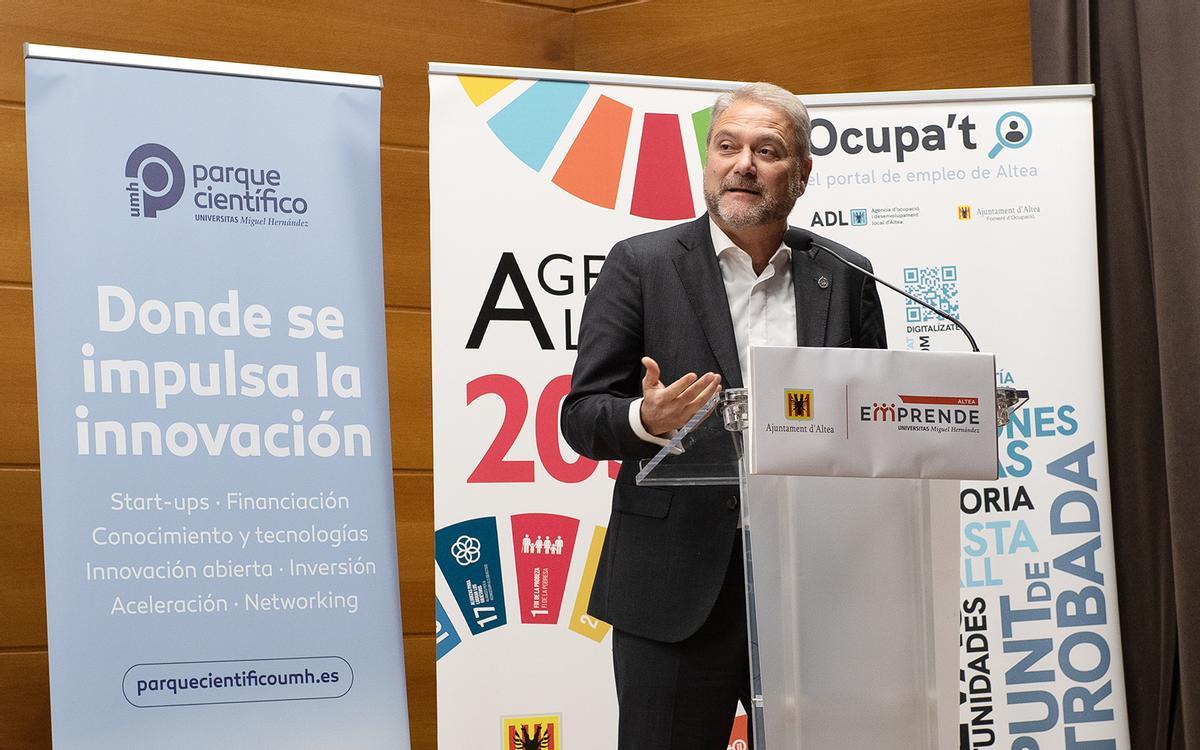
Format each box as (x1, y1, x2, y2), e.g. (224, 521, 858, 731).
(503, 714, 561, 749)
(784, 388, 813, 420)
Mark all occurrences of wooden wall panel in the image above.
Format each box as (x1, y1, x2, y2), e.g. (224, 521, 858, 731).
(0, 470, 45, 648)
(403, 635, 436, 748)
(0, 287, 37, 465)
(0, 0, 571, 148)
(387, 310, 433, 470)
(0, 637, 434, 750)
(0, 106, 28, 287)
(575, 0, 1031, 93)
(0, 651, 51, 748)
(395, 471, 434, 635)
(539, 0, 617, 8)
(382, 146, 431, 310)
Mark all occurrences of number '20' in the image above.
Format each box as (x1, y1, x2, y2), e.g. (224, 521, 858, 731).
(466, 374, 619, 483)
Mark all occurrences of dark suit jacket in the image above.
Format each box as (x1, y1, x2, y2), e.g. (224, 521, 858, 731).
(561, 214, 886, 643)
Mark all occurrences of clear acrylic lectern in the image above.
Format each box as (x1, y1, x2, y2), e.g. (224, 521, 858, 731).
(637, 388, 960, 750)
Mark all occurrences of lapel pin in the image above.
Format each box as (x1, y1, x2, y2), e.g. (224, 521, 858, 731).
(817, 275, 830, 289)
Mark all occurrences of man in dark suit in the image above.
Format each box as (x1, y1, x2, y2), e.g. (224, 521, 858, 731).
(561, 82, 887, 749)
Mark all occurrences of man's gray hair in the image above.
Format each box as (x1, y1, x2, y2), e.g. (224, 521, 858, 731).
(707, 82, 811, 161)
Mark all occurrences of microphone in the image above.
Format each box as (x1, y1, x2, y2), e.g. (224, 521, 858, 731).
(783, 227, 981, 353)
(783, 228, 1030, 426)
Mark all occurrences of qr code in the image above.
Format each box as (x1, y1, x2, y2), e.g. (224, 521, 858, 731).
(902, 266, 959, 323)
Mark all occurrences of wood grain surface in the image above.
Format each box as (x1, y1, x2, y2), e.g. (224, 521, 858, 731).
(0, 0, 572, 147)
(575, 0, 1031, 94)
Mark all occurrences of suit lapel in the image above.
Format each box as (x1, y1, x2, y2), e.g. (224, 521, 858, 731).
(793, 245, 834, 346)
(671, 216, 744, 388)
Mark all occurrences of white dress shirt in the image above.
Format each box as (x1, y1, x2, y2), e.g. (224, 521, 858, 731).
(629, 219, 798, 446)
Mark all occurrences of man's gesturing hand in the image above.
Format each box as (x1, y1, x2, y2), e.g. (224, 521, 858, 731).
(638, 356, 722, 437)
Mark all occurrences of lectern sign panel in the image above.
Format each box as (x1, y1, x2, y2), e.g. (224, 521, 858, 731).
(748, 346, 999, 479)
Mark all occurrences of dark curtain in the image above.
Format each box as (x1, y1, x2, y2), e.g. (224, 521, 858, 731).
(1031, 2, 1200, 748)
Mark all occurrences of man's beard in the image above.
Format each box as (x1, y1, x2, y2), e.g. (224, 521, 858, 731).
(704, 170, 805, 229)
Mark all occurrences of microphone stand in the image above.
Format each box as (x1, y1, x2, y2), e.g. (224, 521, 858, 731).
(787, 231, 1030, 426)
(807, 237, 980, 353)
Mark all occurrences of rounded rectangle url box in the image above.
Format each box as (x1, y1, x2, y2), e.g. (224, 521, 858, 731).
(123, 656, 353, 707)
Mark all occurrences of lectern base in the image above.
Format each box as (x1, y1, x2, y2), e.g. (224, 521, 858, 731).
(741, 476, 959, 750)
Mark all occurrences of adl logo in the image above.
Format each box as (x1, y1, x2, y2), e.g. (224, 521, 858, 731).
(124, 143, 184, 218)
(810, 208, 868, 227)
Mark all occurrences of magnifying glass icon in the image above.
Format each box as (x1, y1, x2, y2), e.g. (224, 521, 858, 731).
(988, 111, 1032, 158)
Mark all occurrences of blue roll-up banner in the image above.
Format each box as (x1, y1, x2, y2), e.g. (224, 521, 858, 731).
(25, 47, 410, 748)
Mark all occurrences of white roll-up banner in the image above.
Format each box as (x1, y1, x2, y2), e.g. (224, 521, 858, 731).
(26, 46, 410, 748)
(431, 66, 1128, 750)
